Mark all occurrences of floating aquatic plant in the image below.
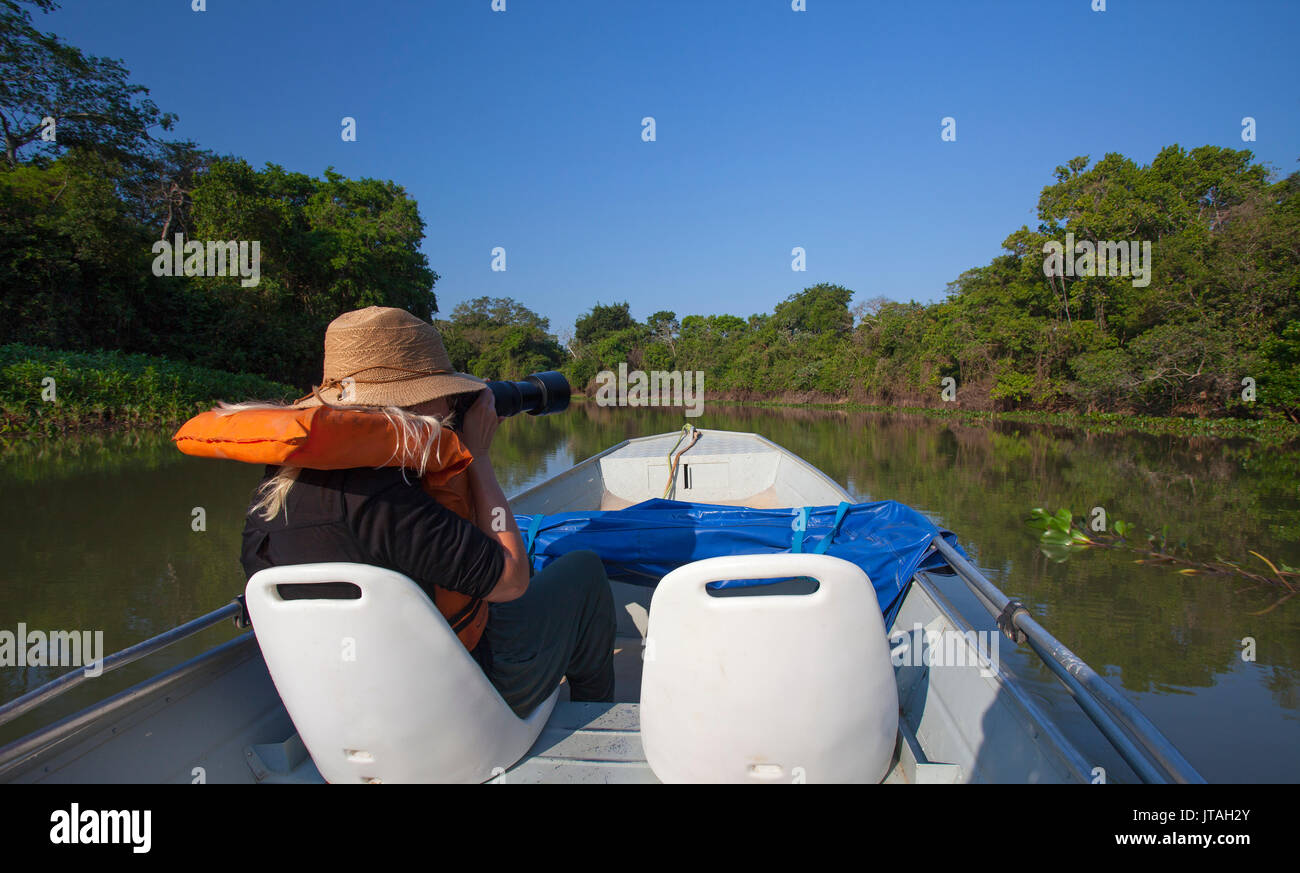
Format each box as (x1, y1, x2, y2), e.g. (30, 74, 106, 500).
(1025, 507, 1298, 614)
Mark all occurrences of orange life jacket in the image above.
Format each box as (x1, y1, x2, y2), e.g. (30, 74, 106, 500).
(173, 406, 491, 650)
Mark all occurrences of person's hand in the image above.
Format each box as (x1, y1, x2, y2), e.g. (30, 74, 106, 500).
(460, 387, 502, 455)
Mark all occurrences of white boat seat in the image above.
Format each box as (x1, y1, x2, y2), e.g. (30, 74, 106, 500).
(640, 553, 898, 783)
(244, 562, 558, 784)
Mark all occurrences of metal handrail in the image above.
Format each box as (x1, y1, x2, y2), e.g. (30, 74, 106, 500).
(0, 599, 244, 728)
(0, 633, 257, 778)
(930, 537, 1205, 784)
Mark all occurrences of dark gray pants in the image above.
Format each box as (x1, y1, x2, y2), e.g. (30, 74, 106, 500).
(471, 549, 616, 718)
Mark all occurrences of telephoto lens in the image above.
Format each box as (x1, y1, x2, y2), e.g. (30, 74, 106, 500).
(485, 371, 571, 417)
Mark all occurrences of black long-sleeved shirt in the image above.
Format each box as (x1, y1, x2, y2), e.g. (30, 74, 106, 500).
(240, 466, 505, 601)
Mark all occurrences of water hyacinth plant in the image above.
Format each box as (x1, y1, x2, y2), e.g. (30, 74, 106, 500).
(1026, 506, 1298, 614)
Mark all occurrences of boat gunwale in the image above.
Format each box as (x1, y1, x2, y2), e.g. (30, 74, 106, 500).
(907, 569, 1095, 783)
(0, 632, 260, 780)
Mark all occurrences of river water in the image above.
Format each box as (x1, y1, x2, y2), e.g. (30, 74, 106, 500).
(2, 403, 1297, 782)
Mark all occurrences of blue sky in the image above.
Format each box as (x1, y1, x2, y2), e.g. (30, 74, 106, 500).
(43, 0, 1300, 336)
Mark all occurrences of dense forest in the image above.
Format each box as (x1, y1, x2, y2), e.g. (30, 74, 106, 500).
(446, 143, 1300, 421)
(2, 0, 1297, 425)
(0, 0, 437, 392)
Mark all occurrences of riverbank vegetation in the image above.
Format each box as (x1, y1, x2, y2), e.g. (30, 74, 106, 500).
(552, 146, 1299, 422)
(0, 344, 294, 436)
(1, 0, 437, 393)
(440, 139, 1300, 425)
(2, 0, 1296, 436)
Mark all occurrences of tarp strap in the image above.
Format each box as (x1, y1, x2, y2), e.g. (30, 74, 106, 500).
(525, 514, 544, 561)
(812, 501, 851, 555)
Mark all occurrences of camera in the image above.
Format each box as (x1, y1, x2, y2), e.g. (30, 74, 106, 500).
(453, 370, 571, 420)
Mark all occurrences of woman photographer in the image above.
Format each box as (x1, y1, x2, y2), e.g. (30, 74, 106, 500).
(236, 306, 616, 718)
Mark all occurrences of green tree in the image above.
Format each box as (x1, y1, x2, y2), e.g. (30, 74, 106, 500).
(574, 301, 636, 346)
(436, 297, 565, 380)
(0, 0, 176, 167)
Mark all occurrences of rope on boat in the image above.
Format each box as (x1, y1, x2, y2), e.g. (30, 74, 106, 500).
(663, 424, 701, 499)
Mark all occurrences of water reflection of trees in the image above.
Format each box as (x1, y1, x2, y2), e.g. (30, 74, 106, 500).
(0, 430, 181, 483)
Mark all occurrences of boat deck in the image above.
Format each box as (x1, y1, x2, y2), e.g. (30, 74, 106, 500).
(497, 701, 654, 783)
(495, 640, 917, 784)
(488, 580, 932, 784)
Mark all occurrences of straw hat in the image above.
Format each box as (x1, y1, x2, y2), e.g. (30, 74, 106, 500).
(294, 306, 485, 408)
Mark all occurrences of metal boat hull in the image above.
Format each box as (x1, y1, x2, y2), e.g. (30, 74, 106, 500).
(1, 430, 1187, 783)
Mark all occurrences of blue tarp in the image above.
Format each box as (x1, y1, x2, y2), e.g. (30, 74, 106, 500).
(515, 498, 965, 624)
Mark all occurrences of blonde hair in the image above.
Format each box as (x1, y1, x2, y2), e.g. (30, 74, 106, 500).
(217, 400, 454, 521)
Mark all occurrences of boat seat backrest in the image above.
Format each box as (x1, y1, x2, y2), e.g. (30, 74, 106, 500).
(244, 562, 557, 783)
(640, 553, 898, 783)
